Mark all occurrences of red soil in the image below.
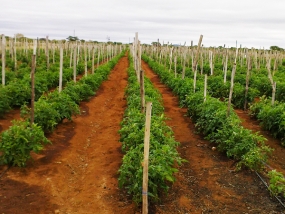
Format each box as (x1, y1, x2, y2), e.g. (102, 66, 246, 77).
(0, 54, 135, 214)
(0, 55, 284, 213)
(141, 60, 284, 213)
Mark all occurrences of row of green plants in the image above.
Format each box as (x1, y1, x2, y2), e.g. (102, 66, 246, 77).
(118, 54, 184, 204)
(143, 54, 271, 170)
(249, 97, 285, 146)
(0, 51, 124, 167)
(147, 49, 285, 147)
(0, 50, 105, 117)
(148, 48, 285, 107)
(142, 54, 285, 198)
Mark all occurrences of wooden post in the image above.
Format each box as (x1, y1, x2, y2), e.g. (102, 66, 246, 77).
(31, 40, 37, 124)
(59, 46, 63, 92)
(97, 50, 100, 68)
(46, 36, 49, 70)
(84, 44, 88, 77)
(69, 46, 73, 68)
(182, 48, 186, 79)
(1, 34, 5, 86)
(92, 46, 95, 74)
(266, 55, 276, 106)
(142, 102, 152, 214)
(140, 70, 145, 113)
(174, 55, 177, 78)
(193, 68, 197, 93)
(14, 35, 17, 71)
(272, 82, 276, 106)
(210, 50, 213, 75)
(244, 51, 250, 110)
(227, 47, 239, 116)
(204, 74, 207, 102)
(169, 47, 173, 72)
(192, 35, 203, 72)
(73, 45, 77, 82)
(223, 49, 228, 84)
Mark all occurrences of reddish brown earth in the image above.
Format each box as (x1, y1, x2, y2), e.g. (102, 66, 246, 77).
(0, 54, 136, 214)
(0, 55, 284, 213)
(235, 109, 285, 175)
(141, 60, 284, 213)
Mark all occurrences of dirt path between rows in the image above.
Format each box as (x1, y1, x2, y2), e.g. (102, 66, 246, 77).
(0, 54, 135, 214)
(142, 60, 284, 213)
(235, 109, 285, 175)
(0, 60, 107, 136)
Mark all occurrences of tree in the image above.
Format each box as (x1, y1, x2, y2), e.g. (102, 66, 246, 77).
(270, 46, 284, 51)
(15, 33, 24, 38)
(66, 36, 79, 42)
(151, 41, 161, 46)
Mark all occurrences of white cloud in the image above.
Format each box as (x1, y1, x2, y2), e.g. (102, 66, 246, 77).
(1, 0, 284, 48)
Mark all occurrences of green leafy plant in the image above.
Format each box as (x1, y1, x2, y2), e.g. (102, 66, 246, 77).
(268, 170, 285, 197)
(0, 120, 50, 167)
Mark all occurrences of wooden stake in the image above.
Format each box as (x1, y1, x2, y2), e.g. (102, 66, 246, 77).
(59, 46, 63, 92)
(227, 47, 239, 116)
(204, 74, 207, 102)
(1, 34, 5, 86)
(46, 36, 49, 70)
(140, 70, 145, 113)
(84, 44, 87, 77)
(92, 46, 95, 74)
(142, 102, 152, 214)
(223, 49, 228, 84)
(272, 82, 276, 106)
(192, 35, 203, 72)
(174, 55, 177, 78)
(97, 50, 100, 68)
(244, 51, 250, 110)
(31, 39, 37, 124)
(73, 45, 77, 82)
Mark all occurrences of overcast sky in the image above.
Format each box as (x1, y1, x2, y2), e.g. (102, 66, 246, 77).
(1, 0, 284, 49)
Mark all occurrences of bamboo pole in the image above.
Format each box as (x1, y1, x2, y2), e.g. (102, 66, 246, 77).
(142, 102, 152, 214)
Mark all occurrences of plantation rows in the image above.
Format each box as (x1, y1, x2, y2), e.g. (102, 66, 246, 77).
(141, 45, 285, 147)
(141, 52, 285, 201)
(0, 42, 125, 166)
(0, 38, 121, 117)
(1, 37, 285, 211)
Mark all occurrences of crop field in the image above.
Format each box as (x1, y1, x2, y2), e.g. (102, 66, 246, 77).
(0, 34, 285, 213)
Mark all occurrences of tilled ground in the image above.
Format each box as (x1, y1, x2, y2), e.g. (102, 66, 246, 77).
(142, 60, 284, 214)
(0, 55, 284, 213)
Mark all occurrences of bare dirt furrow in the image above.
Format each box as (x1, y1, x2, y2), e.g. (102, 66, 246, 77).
(0, 54, 135, 214)
(142, 60, 283, 214)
